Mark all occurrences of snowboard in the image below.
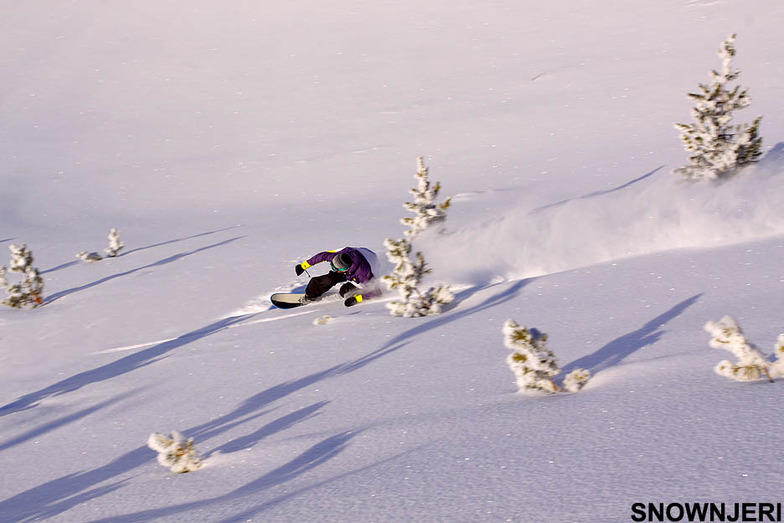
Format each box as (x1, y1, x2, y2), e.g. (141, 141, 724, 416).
(270, 292, 308, 309)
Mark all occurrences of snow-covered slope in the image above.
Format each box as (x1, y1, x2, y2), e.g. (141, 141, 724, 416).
(1, 1, 783, 521)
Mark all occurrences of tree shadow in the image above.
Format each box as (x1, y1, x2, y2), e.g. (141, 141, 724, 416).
(39, 226, 240, 275)
(0, 308, 431, 521)
(230, 430, 356, 496)
(336, 279, 532, 375)
(41, 260, 80, 275)
(43, 236, 244, 304)
(0, 281, 533, 520)
(0, 446, 150, 522)
(391, 279, 530, 346)
(561, 294, 702, 376)
(15, 431, 359, 523)
(758, 142, 784, 173)
(534, 166, 663, 213)
(122, 226, 241, 257)
(0, 338, 383, 522)
(224, 446, 421, 522)
(9, 479, 130, 522)
(0, 391, 135, 453)
(0, 311, 258, 418)
(207, 402, 328, 456)
(186, 367, 349, 444)
(318, 282, 517, 376)
(0, 400, 335, 522)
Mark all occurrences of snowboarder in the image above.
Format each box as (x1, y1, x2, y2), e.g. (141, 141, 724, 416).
(295, 247, 381, 306)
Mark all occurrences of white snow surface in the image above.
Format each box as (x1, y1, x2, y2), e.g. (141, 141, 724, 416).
(2, 1, 784, 521)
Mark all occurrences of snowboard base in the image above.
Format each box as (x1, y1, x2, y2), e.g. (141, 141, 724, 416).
(270, 292, 307, 309)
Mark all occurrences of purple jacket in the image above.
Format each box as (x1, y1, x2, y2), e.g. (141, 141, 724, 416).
(306, 247, 375, 284)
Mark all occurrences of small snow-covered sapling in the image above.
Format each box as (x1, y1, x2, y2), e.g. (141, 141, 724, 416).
(503, 320, 591, 394)
(105, 228, 124, 257)
(504, 320, 560, 393)
(147, 431, 203, 473)
(705, 316, 782, 382)
(76, 229, 124, 262)
(1, 244, 44, 308)
(563, 368, 592, 393)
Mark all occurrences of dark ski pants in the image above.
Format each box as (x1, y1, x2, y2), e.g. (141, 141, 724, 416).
(306, 270, 347, 300)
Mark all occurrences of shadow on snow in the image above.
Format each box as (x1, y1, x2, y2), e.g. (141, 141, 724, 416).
(758, 142, 784, 173)
(43, 236, 243, 304)
(220, 447, 420, 523)
(0, 391, 135, 453)
(561, 294, 702, 376)
(0, 278, 531, 521)
(533, 166, 663, 214)
(40, 226, 241, 275)
(89, 431, 359, 523)
(0, 401, 338, 522)
(121, 226, 242, 258)
(0, 334, 397, 521)
(0, 311, 256, 418)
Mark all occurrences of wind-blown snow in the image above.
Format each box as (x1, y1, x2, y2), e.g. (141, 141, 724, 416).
(1, 1, 783, 522)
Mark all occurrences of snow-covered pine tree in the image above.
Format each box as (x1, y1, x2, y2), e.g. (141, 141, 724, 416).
(674, 34, 763, 181)
(504, 320, 560, 393)
(105, 228, 124, 257)
(383, 237, 453, 317)
(704, 316, 775, 382)
(401, 157, 452, 240)
(147, 431, 203, 473)
(1, 244, 44, 309)
(503, 320, 591, 394)
(383, 157, 454, 317)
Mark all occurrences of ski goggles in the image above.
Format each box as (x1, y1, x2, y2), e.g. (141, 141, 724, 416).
(330, 261, 349, 272)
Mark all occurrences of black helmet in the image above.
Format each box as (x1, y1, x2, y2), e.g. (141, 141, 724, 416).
(330, 252, 351, 272)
